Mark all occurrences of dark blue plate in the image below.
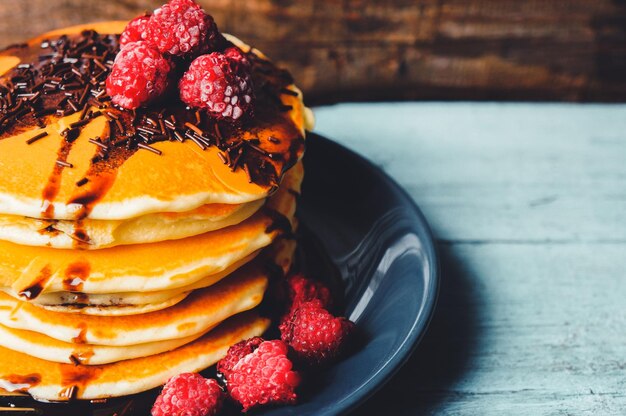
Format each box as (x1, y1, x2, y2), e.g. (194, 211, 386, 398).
(263, 134, 439, 415)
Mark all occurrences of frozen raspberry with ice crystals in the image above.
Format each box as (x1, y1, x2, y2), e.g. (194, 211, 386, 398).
(120, 15, 150, 46)
(106, 41, 172, 109)
(218, 339, 299, 412)
(280, 300, 355, 365)
(146, 0, 220, 57)
(217, 336, 264, 381)
(179, 49, 254, 121)
(151, 373, 223, 416)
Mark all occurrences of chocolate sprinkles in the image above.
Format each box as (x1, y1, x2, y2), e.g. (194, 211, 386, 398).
(56, 160, 73, 168)
(26, 131, 48, 144)
(137, 142, 162, 155)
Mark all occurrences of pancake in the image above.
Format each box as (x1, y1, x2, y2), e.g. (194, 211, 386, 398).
(25, 252, 258, 314)
(0, 198, 263, 249)
(0, 267, 268, 346)
(0, 22, 313, 221)
(0, 312, 270, 401)
(0, 324, 210, 365)
(0, 163, 299, 298)
(0, 212, 275, 294)
(31, 227, 296, 316)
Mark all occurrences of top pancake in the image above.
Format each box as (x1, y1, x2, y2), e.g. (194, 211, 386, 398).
(0, 21, 313, 220)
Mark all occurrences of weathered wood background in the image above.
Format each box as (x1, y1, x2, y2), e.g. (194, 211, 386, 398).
(1, 0, 626, 104)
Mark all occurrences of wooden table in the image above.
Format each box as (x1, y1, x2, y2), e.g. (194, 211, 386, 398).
(314, 103, 626, 415)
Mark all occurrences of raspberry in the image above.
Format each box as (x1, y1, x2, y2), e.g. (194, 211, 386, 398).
(224, 46, 247, 62)
(217, 336, 264, 381)
(120, 15, 150, 46)
(151, 373, 223, 416)
(285, 274, 332, 315)
(106, 41, 172, 109)
(280, 300, 355, 365)
(220, 339, 300, 412)
(146, 0, 219, 57)
(179, 50, 254, 121)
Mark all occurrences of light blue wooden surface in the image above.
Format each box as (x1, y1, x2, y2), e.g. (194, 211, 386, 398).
(313, 103, 626, 415)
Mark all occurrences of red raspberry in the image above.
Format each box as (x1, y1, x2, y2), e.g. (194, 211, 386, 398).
(280, 300, 355, 364)
(151, 373, 223, 416)
(106, 41, 171, 109)
(120, 15, 150, 46)
(179, 50, 254, 121)
(221, 339, 300, 412)
(146, 0, 219, 57)
(224, 46, 247, 62)
(217, 336, 264, 381)
(285, 274, 332, 315)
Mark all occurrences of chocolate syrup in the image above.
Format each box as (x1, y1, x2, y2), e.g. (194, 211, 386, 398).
(2, 374, 41, 392)
(18, 265, 52, 300)
(59, 363, 102, 393)
(66, 172, 117, 248)
(71, 322, 88, 344)
(38, 222, 61, 236)
(69, 348, 95, 365)
(62, 261, 91, 292)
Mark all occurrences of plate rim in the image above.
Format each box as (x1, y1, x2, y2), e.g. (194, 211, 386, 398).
(305, 134, 440, 415)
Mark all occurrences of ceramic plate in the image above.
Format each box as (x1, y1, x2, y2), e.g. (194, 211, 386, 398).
(263, 134, 439, 415)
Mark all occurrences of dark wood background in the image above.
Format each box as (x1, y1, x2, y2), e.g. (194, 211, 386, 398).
(1, 0, 626, 104)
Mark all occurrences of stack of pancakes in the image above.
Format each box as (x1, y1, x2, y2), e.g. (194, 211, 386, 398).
(0, 22, 312, 401)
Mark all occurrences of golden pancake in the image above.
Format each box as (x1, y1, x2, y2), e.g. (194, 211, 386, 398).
(0, 22, 313, 221)
(0, 266, 268, 346)
(0, 324, 210, 365)
(0, 212, 276, 294)
(24, 252, 258, 314)
(0, 147, 300, 250)
(0, 198, 263, 249)
(29, 226, 296, 316)
(0, 312, 270, 401)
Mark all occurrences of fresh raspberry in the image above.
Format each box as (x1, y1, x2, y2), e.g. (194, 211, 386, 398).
(106, 41, 172, 109)
(151, 373, 223, 416)
(285, 274, 332, 315)
(217, 336, 264, 381)
(221, 339, 300, 412)
(280, 300, 355, 364)
(146, 0, 220, 57)
(179, 50, 254, 121)
(120, 15, 150, 46)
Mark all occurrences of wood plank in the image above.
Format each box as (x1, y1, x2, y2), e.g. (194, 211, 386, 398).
(314, 103, 626, 241)
(1, 1, 626, 103)
(357, 243, 626, 415)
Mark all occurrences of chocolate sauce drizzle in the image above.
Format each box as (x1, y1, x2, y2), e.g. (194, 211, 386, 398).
(18, 264, 52, 300)
(2, 374, 41, 392)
